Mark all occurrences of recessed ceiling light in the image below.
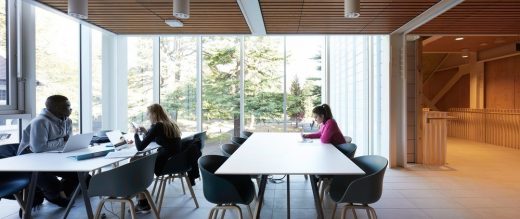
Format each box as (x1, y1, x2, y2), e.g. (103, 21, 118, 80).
(165, 19, 183, 27)
(479, 42, 488, 46)
(455, 37, 464, 41)
(461, 48, 469, 58)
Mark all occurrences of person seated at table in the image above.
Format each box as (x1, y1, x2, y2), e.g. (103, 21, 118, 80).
(132, 103, 182, 214)
(302, 104, 346, 145)
(16, 95, 82, 207)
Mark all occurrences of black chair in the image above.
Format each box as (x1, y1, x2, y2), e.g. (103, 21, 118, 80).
(88, 153, 160, 219)
(231, 137, 247, 145)
(152, 141, 199, 213)
(240, 131, 253, 139)
(220, 143, 240, 157)
(328, 155, 388, 219)
(193, 131, 207, 150)
(199, 155, 256, 219)
(0, 172, 30, 216)
(336, 143, 357, 159)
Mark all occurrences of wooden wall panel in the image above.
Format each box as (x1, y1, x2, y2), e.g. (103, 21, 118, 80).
(484, 56, 519, 109)
(436, 74, 470, 111)
(423, 68, 458, 100)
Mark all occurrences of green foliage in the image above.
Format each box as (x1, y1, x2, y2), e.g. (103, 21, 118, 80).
(287, 76, 305, 122)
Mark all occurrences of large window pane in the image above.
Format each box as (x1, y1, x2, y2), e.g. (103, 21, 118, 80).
(159, 37, 197, 132)
(91, 29, 102, 132)
(202, 36, 240, 147)
(127, 37, 153, 127)
(0, 119, 18, 144)
(244, 36, 284, 132)
(0, 0, 7, 106)
(35, 7, 80, 133)
(286, 36, 324, 132)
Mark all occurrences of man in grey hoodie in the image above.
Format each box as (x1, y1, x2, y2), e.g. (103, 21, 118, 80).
(17, 95, 78, 207)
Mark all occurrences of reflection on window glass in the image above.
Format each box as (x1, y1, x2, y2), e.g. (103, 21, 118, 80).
(91, 29, 102, 132)
(202, 36, 240, 147)
(160, 37, 197, 132)
(35, 7, 80, 133)
(0, 119, 18, 144)
(127, 37, 153, 127)
(286, 36, 324, 132)
(244, 36, 284, 132)
(0, 0, 8, 106)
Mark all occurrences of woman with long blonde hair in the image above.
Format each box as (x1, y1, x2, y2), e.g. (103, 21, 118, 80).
(132, 103, 182, 213)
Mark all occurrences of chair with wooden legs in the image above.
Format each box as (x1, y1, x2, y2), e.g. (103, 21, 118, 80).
(88, 153, 160, 219)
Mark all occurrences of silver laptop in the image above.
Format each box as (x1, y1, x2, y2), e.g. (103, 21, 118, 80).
(106, 130, 132, 150)
(48, 133, 94, 153)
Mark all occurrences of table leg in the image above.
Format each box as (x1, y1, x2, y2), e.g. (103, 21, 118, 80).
(286, 175, 290, 219)
(309, 175, 324, 219)
(23, 172, 38, 219)
(78, 172, 94, 219)
(62, 184, 81, 219)
(253, 175, 268, 219)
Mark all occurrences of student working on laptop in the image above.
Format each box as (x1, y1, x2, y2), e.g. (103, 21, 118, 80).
(17, 95, 89, 208)
(131, 103, 182, 214)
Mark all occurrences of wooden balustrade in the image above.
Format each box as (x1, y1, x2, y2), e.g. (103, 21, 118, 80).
(448, 108, 520, 149)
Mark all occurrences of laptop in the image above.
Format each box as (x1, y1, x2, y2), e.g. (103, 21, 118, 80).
(48, 133, 94, 153)
(106, 130, 132, 150)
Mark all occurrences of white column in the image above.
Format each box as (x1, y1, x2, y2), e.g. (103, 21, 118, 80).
(80, 25, 92, 133)
(115, 36, 128, 131)
(153, 37, 160, 103)
(389, 34, 407, 167)
(196, 36, 202, 132)
(101, 33, 117, 130)
(21, 0, 36, 117)
(239, 36, 245, 132)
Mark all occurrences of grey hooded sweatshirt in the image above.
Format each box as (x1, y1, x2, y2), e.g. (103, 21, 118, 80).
(17, 109, 72, 155)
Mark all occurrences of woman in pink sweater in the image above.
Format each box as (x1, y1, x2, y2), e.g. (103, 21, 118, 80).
(302, 104, 346, 145)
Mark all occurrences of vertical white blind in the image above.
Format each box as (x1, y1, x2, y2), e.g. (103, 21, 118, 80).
(329, 35, 389, 158)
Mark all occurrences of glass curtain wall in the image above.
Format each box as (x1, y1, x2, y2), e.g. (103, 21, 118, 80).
(201, 36, 241, 146)
(286, 36, 324, 132)
(35, 7, 80, 133)
(329, 35, 389, 157)
(91, 29, 103, 132)
(127, 37, 154, 127)
(0, 0, 7, 105)
(159, 37, 197, 132)
(244, 36, 284, 132)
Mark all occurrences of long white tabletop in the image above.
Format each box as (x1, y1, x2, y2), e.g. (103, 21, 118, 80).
(216, 132, 365, 175)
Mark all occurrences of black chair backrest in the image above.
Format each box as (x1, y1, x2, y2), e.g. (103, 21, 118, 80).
(198, 155, 254, 205)
(0, 143, 19, 159)
(231, 137, 247, 145)
(240, 131, 253, 138)
(335, 155, 388, 204)
(193, 131, 206, 150)
(88, 153, 158, 197)
(336, 143, 357, 159)
(220, 143, 240, 157)
(158, 138, 196, 175)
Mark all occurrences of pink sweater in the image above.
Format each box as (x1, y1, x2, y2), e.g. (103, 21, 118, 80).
(305, 119, 346, 145)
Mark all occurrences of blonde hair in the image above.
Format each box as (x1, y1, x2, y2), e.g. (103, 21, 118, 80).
(147, 104, 181, 138)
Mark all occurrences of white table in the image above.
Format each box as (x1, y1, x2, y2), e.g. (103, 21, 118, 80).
(216, 133, 365, 219)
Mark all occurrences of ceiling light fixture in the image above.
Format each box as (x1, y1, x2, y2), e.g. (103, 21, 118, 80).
(165, 19, 184, 27)
(344, 0, 360, 18)
(68, 0, 88, 19)
(461, 49, 469, 58)
(455, 37, 464, 41)
(173, 0, 190, 19)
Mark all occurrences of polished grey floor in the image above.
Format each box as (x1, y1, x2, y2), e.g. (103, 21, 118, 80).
(1, 138, 520, 219)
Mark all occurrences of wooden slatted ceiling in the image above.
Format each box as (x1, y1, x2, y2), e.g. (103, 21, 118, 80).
(37, 0, 250, 34)
(260, 0, 439, 34)
(423, 36, 520, 53)
(413, 0, 520, 35)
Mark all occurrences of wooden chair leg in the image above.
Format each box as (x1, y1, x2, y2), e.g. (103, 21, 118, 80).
(120, 202, 126, 219)
(155, 176, 164, 203)
(151, 176, 160, 197)
(180, 175, 186, 195)
(331, 203, 337, 219)
(247, 204, 253, 218)
(125, 200, 137, 219)
(94, 199, 107, 219)
(220, 209, 226, 219)
(233, 205, 243, 219)
(208, 208, 216, 219)
(184, 174, 199, 208)
(143, 190, 161, 219)
(157, 176, 168, 214)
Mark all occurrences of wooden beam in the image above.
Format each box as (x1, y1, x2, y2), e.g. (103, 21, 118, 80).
(478, 42, 520, 63)
(422, 35, 443, 46)
(424, 53, 448, 84)
(422, 94, 439, 111)
(431, 65, 470, 105)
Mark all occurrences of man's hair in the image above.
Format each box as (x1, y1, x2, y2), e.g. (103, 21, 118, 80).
(45, 95, 69, 108)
